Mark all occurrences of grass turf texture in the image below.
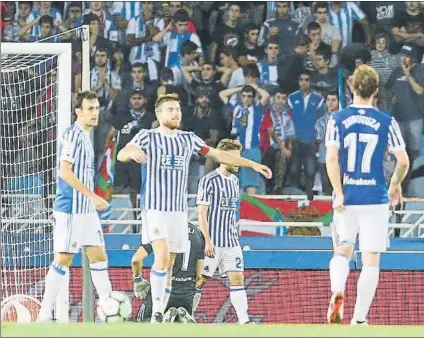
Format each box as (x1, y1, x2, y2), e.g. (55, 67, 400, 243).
(2, 323, 423, 337)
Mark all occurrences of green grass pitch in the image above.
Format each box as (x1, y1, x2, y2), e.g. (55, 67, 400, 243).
(2, 323, 423, 337)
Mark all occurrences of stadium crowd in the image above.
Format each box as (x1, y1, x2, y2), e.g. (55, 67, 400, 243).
(1, 1, 424, 203)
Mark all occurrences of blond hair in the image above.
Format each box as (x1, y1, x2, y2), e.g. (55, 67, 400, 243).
(155, 93, 180, 111)
(350, 65, 379, 99)
(216, 139, 243, 152)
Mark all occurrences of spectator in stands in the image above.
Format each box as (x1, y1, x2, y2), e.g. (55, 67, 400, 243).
(72, 41, 82, 93)
(292, 2, 312, 27)
(392, 2, 424, 49)
(302, 2, 341, 57)
(259, 1, 298, 62)
(62, 2, 83, 30)
(0, 2, 11, 34)
(85, 14, 121, 72)
(258, 38, 280, 94)
(261, 88, 295, 194)
(315, 91, 339, 195)
(181, 60, 226, 108)
(237, 23, 264, 67)
(3, 1, 32, 42)
(220, 84, 270, 194)
(288, 71, 324, 200)
(171, 40, 199, 86)
(361, 2, 404, 42)
(304, 21, 329, 71)
(386, 44, 424, 163)
(28, 1, 62, 24)
(157, 68, 188, 106)
(116, 62, 159, 116)
(184, 92, 224, 193)
(369, 31, 400, 111)
(90, 46, 121, 111)
(126, 1, 164, 78)
(112, 88, 155, 226)
(311, 43, 338, 95)
(78, 1, 118, 41)
(278, 34, 310, 95)
(111, 1, 142, 30)
(153, 9, 203, 68)
(328, 1, 370, 47)
(19, 14, 69, 42)
(209, 2, 244, 63)
(220, 47, 245, 88)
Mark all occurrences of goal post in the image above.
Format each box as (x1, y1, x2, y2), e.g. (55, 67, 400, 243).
(1, 43, 72, 323)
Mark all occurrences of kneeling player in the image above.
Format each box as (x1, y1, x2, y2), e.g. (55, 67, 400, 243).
(38, 91, 112, 322)
(195, 139, 251, 325)
(132, 223, 205, 323)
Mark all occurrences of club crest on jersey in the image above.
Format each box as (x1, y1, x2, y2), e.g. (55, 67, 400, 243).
(161, 154, 184, 169)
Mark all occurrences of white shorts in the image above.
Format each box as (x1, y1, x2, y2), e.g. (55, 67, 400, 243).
(141, 210, 188, 253)
(202, 246, 244, 278)
(53, 212, 104, 254)
(331, 204, 390, 253)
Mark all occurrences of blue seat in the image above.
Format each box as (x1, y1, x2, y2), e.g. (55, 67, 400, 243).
(8, 174, 44, 195)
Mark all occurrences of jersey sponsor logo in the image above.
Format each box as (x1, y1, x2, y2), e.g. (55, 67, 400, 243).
(160, 154, 185, 169)
(172, 276, 194, 282)
(343, 174, 377, 186)
(342, 115, 381, 131)
(220, 197, 238, 211)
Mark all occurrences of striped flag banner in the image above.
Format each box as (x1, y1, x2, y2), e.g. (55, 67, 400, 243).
(94, 133, 119, 232)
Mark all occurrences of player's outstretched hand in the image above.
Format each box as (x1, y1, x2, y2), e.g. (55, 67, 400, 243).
(130, 148, 148, 163)
(388, 183, 403, 207)
(252, 163, 272, 179)
(90, 194, 109, 211)
(332, 194, 345, 211)
(205, 240, 215, 258)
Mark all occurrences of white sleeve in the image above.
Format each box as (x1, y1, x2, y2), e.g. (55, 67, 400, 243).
(126, 17, 136, 36)
(387, 117, 406, 153)
(325, 115, 340, 148)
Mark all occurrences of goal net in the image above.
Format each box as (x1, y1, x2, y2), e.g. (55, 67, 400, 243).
(1, 43, 72, 323)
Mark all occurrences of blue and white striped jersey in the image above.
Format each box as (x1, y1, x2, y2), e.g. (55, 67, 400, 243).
(196, 169, 240, 248)
(325, 105, 405, 206)
(163, 31, 203, 68)
(54, 123, 96, 214)
(130, 129, 209, 212)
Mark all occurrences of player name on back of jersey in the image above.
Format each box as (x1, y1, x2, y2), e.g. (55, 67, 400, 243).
(342, 114, 381, 131)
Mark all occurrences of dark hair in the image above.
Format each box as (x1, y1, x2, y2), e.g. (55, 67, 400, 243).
(201, 58, 217, 69)
(243, 64, 260, 78)
(19, 1, 33, 9)
(274, 87, 289, 96)
(161, 68, 174, 82)
(295, 34, 311, 47)
(132, 62, 147, 71)
(325, 90, 339, 100)
(95, 46, 109, 55)
(241, 85, 256, 96)
(265, 37, 279, 48)
(180, 40, 198, 57)
(227, 2, 242, 10)
(314, 2, 328, 13)
(307, 21, 321, 33)
(39, 15, 53, 26)
(244, 22, 258, 35)
(74, 91, 98, 109)
(315, 43, 332, 62)
(83, 13, 100, 25)
(299, 70, 311, 79)
(220, 46, 237, 60)
(173, 9, 190, 22)
(372, 30, 390, 50)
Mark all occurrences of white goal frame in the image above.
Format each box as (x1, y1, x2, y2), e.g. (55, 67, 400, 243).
(1, 43, 72, 323)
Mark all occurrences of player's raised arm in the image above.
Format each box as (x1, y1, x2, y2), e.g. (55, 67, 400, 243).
(387, 117, 410, 206)
(325, 115, 344, 210)
(205, 146, 272, 179)
(117, 129, 149, 163)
